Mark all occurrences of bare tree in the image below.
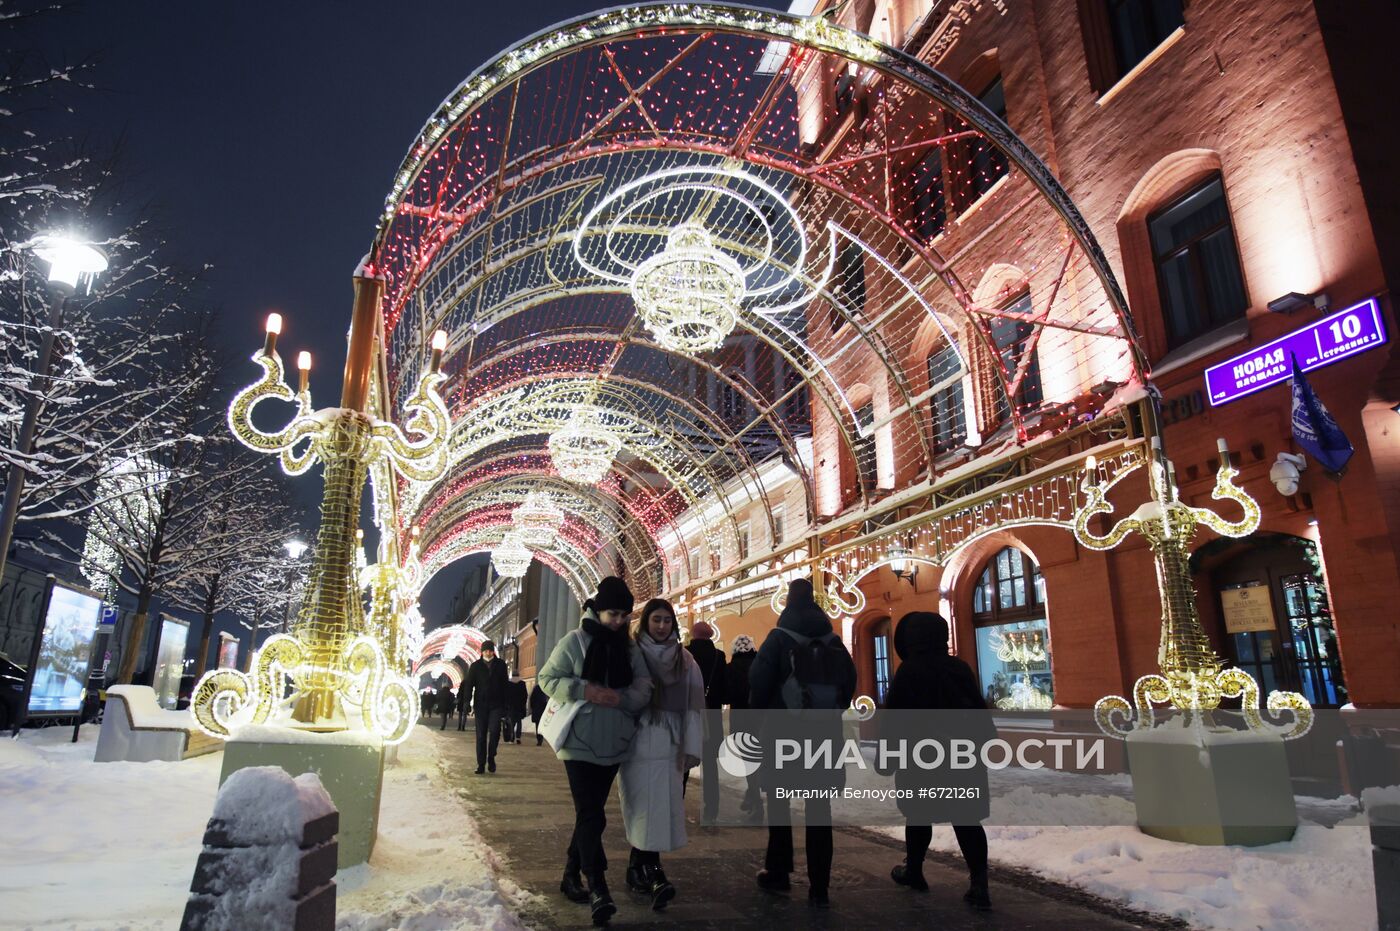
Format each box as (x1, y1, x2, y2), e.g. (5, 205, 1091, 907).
(2, 1, 207, 551)
(56, 309, 244, 683)
(166, 453, 305, 680)
(231, 545, 310, 672)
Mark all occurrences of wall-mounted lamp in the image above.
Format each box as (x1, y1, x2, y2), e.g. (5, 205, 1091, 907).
(887, 544, 917, 586)
(1267, 291, 1329, 314)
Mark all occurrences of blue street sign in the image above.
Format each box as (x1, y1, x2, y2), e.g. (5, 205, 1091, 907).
(1203, 298, 1386, 406)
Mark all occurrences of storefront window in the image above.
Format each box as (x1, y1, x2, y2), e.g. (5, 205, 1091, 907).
(972, 547, 1053, 709)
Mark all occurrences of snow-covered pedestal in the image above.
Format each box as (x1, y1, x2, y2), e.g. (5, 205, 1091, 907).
(1126, 722, 1298, 846)
(181, 766, 338, 931)
(221, 727, 383, 869)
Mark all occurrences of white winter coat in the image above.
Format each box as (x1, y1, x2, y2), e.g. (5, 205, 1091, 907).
(618, 657, 704, 853)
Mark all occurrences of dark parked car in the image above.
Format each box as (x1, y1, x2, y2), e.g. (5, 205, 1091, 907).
(0, 652, 27, 731)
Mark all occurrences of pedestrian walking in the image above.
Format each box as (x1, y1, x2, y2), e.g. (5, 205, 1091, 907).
(726, 634, 762, 821)
(529, 681, 549, 746)
(456, 674, 471, 731)
(420, 688, 432, 720)
(683, 620, 726, 824)
(537, 576, 653, 927)
(461, 640, 510, 774)
(435, 676, 454, 731)
(749, 578, 856, 909)
(509, 678, 529, 743)
(882, 611, 992, 910)
(619, 598, 703, 911)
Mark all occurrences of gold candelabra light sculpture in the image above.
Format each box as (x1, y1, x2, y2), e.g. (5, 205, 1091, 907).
(988, 630, 1053, 710)
(1075, 436, 1312, 739)
(192, 288, 450, 745)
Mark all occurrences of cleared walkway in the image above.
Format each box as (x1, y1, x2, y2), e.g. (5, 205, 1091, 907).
(431, 724, 1186, 930)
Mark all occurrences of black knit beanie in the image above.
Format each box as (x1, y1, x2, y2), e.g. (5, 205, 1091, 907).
(787, 577, 816, 607)
(592, 576, 635, 615)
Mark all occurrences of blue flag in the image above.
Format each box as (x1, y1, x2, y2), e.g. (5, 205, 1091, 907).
(1290, 354, 1353, 475)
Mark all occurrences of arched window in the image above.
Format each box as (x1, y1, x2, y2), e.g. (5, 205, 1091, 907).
(972, 546, 1053, 709)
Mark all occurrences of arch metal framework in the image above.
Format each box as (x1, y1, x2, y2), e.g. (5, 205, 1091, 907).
(366, 3, 1148, 609)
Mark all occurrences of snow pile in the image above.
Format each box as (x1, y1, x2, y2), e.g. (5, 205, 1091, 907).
(0, 724, 221, 928)
(883, 787, 1377, 931)
(0, 724, 523, 930)
(212, 765, 335, 844)
(335, 729, 526, 931)
(192, 768, 336, 929)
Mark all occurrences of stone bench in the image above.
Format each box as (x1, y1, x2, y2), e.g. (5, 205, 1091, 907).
(94, 685, 221, 763)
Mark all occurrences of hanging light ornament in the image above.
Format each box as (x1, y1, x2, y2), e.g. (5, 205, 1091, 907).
(549, 409, 622, 485)
(441, 629, 468, 662)
(491, 531, 532, 578)
(629, 223, 745, 354)
(512, 490, 565, 547)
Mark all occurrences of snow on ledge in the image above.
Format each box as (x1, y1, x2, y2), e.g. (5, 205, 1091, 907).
(229, 724, 384, 748)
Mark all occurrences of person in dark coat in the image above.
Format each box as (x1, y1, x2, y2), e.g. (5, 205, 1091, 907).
(456, 672, 471, 731)
(726, 635, 762, 819)
(461, 640, 510, 774)
(509, 678, 529, 743)
(882, 611, 992, 910)
(435, 677, 454, 731)
(683, 620, 726, 824)
(529, 681, 549, 746)
(749, 579, 856, 908)
(420, 688, 433, 720)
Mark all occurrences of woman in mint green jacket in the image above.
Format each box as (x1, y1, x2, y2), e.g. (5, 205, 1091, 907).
(537, 576, 652, 927)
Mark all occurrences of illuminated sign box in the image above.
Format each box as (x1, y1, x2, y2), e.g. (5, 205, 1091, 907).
(1204, 299, 1386, 406)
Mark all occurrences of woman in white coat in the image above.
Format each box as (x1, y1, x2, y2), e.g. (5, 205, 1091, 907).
(619, 597, 704, 911)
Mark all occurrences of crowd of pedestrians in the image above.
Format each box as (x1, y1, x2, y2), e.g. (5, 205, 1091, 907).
(427, 575, 994, 927)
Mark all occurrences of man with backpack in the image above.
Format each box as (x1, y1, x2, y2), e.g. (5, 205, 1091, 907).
(748, 578, 856, 909)
(683, 620, 726, 825)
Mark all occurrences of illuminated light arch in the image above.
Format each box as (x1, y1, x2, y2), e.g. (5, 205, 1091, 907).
(369, 3, 1147, 609)
(416, 624, 491, 672)
(417, 659, 464, 689)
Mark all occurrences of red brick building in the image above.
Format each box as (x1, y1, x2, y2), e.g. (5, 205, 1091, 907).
(790, 0, 1400, 711)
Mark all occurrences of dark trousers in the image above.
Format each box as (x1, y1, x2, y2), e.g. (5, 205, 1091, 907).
(682, 712, 724, 819)
(512, 717, 523, 741)
(764, 795, 834, 893)
(456, 706, 468, 731)
(905, 823, 989, 876)
(475, 707, 504, 767)
(564, 759, 621, 885)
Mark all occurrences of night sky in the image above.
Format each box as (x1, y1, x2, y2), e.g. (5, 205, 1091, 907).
(23, 1, 787, 644)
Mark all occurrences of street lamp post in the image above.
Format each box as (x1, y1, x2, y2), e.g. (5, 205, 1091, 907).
(280, 538, 309, 634)
(0, 237, 108, 583)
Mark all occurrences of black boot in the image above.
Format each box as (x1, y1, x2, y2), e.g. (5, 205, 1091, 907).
(891, 860, 929, 891)
(643, 863, 676, 910)
(755, 869, 790, 893)
(964, 869, 991, 910)
(808, 886, 830, 909)
(590, 878, 616, 926)
(560, 870, 589, 904)
(626, 850, 647, 894)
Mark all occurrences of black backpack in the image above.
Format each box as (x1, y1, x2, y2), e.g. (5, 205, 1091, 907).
(778, 629, 848, 710)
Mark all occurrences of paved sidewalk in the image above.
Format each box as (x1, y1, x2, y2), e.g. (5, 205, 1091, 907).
(430, 724, 1186, 931)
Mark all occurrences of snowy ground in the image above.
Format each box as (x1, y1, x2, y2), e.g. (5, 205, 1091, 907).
(0, 723, 524, 930)
(876, 791, 1377, 931)
(705, 753, 1381, 931)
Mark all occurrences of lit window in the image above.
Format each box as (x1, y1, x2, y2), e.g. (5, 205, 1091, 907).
(972, 546, 1053, 710)
(991, 292, 1043, 420)
(926, 343, 966, 454)
(1107, 0, 1184, 78)
(911, 148, 946, 241)
(1149, 175, 1247, 350)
